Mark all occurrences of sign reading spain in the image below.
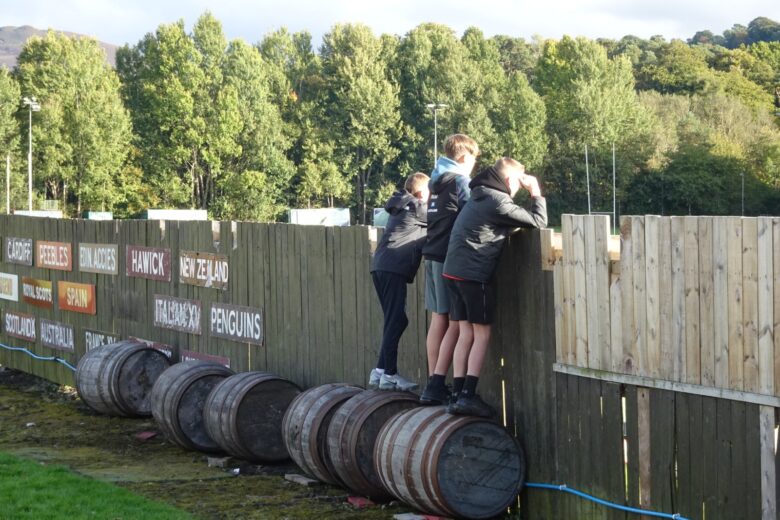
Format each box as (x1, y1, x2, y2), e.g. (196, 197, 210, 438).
(4, 237, 33, 265)
(57, 281, 96, 315)
(3, 311, 36, 342)
(79, 243, 118, 275)
(0, 273, 18, 302)
(153, 294, 201, 335)
(36, 241, 72, 271)
(126, 246, 171, 281)
(40, 318, 75, 352)
(22, 277, 53, 309)
(180, 251, 229, 289)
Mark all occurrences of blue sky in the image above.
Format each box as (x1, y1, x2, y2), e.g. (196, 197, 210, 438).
(5, 0, 780, 47)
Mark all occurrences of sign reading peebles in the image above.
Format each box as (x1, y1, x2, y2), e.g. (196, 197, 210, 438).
(210, 303, 264, 345)
(126, 246, 171, 281)
(153, 294, 201, 334)
(179, 251, 229, 289)
(22, 277, 53, 309)
(79, 243, 118, 275)
(36, 241, 72, 271)
(57, 281, 96, 315)
(40, 318, 75, 351)
(5, 237, 33, 266)
(3, 311, 36, 342)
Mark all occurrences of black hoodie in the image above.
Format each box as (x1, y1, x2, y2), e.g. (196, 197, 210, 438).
(442, 166, 547, 283)
(371, 190, 428, 282)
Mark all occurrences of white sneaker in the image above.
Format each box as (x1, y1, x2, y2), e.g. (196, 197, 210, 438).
(378, 373, 419, 392)
(368, 369, 383, 389)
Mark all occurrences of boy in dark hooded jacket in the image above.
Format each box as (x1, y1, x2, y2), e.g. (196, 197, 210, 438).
(441, 157, 547, 416)
(369, 172, 430, 391)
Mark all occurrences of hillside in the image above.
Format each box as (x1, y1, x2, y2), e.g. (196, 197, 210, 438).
(0, 25, 117, 68)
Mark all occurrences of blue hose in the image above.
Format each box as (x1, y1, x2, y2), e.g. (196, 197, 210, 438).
(0, 342, 77, 372)
(526, 482, 689, 519)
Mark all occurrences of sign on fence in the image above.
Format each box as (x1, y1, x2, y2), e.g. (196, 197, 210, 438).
(180, 349, 231, 368)
(79, 243, 118, 275)
(0, 273, 18, 301)
(129, 336, 175, 358)
(85, 329, 120, 351)
(3, 311, 35, 342)
(210, 303, 264, 345)
(4, 237, 33, 265)
(22, 277, 53, 309)
(35, 241, 72, 271)
(57, 281, 96, 315)
(153, 295, 201, 334)
(179, 251, 229, 289)
(126, 246, 171, 281)
(40, 318, 75, 351)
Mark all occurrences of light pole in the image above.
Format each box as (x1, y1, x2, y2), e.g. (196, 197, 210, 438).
(426, 103, 448, 167)
(22, 96, 40, 212)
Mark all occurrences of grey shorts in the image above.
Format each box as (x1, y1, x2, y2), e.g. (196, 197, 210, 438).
(424, 260, 450, 314)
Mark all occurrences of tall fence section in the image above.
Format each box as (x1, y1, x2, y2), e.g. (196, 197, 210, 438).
(1, 213, 779, 518)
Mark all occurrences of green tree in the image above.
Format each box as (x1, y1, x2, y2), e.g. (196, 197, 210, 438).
(0, 68, 22, 212)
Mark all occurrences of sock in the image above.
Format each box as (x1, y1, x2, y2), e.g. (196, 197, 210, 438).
(452, 377, 465, 395)
(374, 368, 385, 374)
(460, 376, 479, 397)
(429, 374, 446, 388)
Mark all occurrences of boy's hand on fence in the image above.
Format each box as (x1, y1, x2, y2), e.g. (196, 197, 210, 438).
(520, 173, 541, 198)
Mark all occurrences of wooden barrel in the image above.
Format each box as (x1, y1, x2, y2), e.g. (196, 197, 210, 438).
(374, 406, 525, 519)
(327, 389, 420, 500)
(203, 371, 301, 462)
(75, 340, 171, 417)
(282, 383, 362, 485)
(150, 360, 234, 452)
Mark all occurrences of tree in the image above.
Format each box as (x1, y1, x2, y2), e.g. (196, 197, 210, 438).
(0, 68, 22, 212)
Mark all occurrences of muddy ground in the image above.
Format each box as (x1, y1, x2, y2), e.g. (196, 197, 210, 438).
(0, 366, 409, 519)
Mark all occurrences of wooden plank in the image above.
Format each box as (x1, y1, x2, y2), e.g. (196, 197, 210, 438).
(637, 387, 652, 510)
(684, 216, 701, 385)
(632, 216, 647, 376)
(625, 384, 640, 509)
(671, 217, 686, 383)
(731, 401, 749, 520)
(728, 217, 745, 391)
(562, 214, 576, 366)
(715, 398, 735, 520)
(712, 217, 730, 389)
(601, 382, 627, 520)
(689, 394, 705, 520)
(584, 216, 601, 369)
(553, 260, 564, 364)
(699, 217, 715, 387)
(649, 388, 675, 515)
(594, 216, 611, 373)
(701, 396, 719, 518)
(572, 215, 588, 368)
(757, 217, 774, 396)
(760, 405, 777, 520)
(775, 218, 780, 399)
(674, 391, 693, 518)
(620, 216, 636, 374)
(658, 218, 674, 380)
(645, 215, 661, 379)
(744, 218, 760, 394)
(609, 262, 623, 374)
(745, 403, 763, 520)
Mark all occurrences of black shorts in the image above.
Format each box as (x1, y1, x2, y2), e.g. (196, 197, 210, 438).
(444, 277, 496, 325)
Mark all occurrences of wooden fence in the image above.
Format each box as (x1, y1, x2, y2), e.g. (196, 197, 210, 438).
(2, 213, 779, 519)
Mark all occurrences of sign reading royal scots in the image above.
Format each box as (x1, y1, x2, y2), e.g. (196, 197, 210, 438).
(36, 241, 72, 271)
(22, 277, 53, 309)
(153, 295, 201, 335)
(126, 246, 171, 281)
(181, 350, 231, 368)
(179, 251, 229, 289)
(40, 318, 75, 351)
(4, 237, 33, 265)
(3, 311, 36, 342)
(210, 303, 264, 345)
(0, 273, 18, 302)
(85, 329, 120, 351)
(57, 281, 96, 315)
(79, 243, 118, 275)
(129, 337, 175, 359)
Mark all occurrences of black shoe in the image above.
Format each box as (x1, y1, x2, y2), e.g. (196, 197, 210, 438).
(419, 383, 450, 405)
(447, 394, 495, 418)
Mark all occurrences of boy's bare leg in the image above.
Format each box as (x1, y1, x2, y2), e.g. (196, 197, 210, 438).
(451, 321, 474, 378)
(426, 312, 449, 376)
(466, 323, 492, 376)
(433, 320, 460, 375)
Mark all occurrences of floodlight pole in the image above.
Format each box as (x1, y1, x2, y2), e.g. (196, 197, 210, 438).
(23, 96, 40, 212)
(426, 103, 448, 168)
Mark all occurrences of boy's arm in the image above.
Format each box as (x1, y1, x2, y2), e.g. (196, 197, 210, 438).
(414, 199, 428, 226)
(493, 196, 548, 229)
(456, 175, 471, 209)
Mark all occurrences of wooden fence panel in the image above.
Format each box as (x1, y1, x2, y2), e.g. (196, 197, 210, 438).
(744, 218, 760, 393)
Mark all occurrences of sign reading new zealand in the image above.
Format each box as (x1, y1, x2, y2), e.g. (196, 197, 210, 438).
(3, 311, 36, 342)
(79, 243, 118, 275)
(5, 237, 33, 265)
(22, 277, 53, 309)
(210, 303, 264, 345)
(0, 273, 18, 301)
(126, 246, 171, 281)
(36, 241, 72, 271)
(153, 295, 201, 334)
(57, 281, 96, 314)
(40, 318, 75, 351)
(180, 251, 229, 289)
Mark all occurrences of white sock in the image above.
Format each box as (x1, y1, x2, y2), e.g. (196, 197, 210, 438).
(375, 368, 385, 374)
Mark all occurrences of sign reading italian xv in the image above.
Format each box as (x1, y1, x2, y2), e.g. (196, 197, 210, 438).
(153, 295, 201, 335)
(79, 243, 118, 275)
(57, 281, 96, 315)
(126, 246, 171, 281)
(210, 303, 264, 345)
(3, 311, 36, 342)
(179, 251, 229, 289)
(85, 329, 121, 351)
(0, 273, 18, 302)
(36, 241, 72, 271)
(4, 237, 33, 265)
(181, 349, 231, 368)
(22, 277, 53, 309)
(40, 318, 75, 351)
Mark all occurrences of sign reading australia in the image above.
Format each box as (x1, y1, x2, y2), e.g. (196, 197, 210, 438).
(153, 295, 201, 335)
(210, 303, 264, 345)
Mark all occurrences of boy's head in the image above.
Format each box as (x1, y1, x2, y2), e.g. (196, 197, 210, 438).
(494, 157, 526, 197)
(444, 134, 479, 174)
(405, 172, 431, 202)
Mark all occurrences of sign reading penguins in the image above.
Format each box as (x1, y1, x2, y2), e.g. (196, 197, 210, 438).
(209, 303, 264, 345)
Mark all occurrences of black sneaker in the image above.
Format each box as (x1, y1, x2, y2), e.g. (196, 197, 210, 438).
(419, 383, 451, 405)
(447, 394, 496, 418)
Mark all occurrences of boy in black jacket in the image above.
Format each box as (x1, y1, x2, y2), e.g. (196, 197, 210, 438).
(442, 157, 547, 416)
(369, 172, 430, 391)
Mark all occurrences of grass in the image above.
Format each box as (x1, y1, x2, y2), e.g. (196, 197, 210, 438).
(0, 452, 192, 520)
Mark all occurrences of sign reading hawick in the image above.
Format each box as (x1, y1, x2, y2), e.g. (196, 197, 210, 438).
(153, 295, 201, 335)
(126, 246, 171, 281)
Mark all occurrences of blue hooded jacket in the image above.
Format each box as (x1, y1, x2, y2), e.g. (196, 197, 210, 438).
(422, 156, 471, 262)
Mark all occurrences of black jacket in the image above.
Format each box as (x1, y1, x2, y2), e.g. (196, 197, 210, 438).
(371, 191, 428, 283)
(422, 171, 471, 262)
(442, 167, 548, 283)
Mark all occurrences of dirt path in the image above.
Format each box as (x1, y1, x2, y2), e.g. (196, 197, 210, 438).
(0, 367, 405, 519)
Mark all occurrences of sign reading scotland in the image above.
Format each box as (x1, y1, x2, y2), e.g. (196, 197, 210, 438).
(79, 243, 118, 275)
(4, 237, 33, 265)
(153, 295, 201, 334)
(3, 311, 36, 342)
(0, 273, 18, 302)
(40, 318, 75, 351)
(179, 251, 229, 289)
(210, 303, 264, 345)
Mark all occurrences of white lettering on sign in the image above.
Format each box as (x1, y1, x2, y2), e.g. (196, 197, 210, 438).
(23, 282, 51, 301)
(179, 251, 229, 289)
(126, 246, 171, 281)
(40, 319, 75, 351)
(85, 330, 120, 351)
(4, 312, 36, 341)
(5, 237, 33, 265)
(37, 243, 70, 268)
(210, 303, 264, 345)
(180, 350, 231, 368)
(66, 287, 88, 308)
(0, 273, 18, 301)
(79, 244, 118, 275)
(153, 295, 201, 335)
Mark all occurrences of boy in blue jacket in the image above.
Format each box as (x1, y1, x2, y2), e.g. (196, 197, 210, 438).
(369, 172, 430, 391)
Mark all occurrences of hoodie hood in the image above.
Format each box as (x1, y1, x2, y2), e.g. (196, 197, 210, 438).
(469, 166, 510, 196)
(384, 190, 416, 215)
(430, 156, 460, 182)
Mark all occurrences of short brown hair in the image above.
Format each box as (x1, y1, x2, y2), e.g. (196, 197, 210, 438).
(443, 134, 479, 161)
(494, 157, 524, 177)
(404, 172, 430, 195)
